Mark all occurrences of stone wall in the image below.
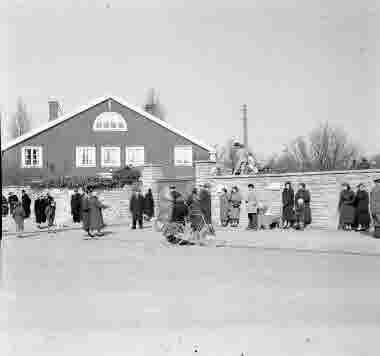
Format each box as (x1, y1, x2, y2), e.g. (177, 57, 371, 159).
(194, 162, 380, 229)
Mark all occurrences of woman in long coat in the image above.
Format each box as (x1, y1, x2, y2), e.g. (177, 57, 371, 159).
(21, 190, 31, 219)
(294, 183, 312, 229)
(34, 193, 47, 228)
(229, 186, 242, 227)
(88, 191, 108, 236)
(71, 189, 82, 223)
(186, 188, 205, 237)
(354, 183, 371, 231)
(282, 182, 295, 229)
(219, 188, 230, 227)
(338, 183, 356, 230)
(143, 188, 155, 221)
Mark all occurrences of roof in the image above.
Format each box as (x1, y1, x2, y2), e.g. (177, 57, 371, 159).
(1, 94, 215, 153)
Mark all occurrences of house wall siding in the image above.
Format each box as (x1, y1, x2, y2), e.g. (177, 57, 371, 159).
(2, 99, 209, 184)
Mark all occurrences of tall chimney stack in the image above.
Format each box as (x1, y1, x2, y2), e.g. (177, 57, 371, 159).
(48, 99, 60, 121)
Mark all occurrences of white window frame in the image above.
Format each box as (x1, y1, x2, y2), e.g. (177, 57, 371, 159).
(75, 146, 96, 167)
(101, 146, 121, 167)
(93, 112, 128, 132)
(21, 146, 43, 168)
(125, 146, 145, 166)
(174, 145, 193, 166)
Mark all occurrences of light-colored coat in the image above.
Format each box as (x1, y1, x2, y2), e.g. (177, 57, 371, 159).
(370, 184, 380, 227)
(246, 191, 258, 214)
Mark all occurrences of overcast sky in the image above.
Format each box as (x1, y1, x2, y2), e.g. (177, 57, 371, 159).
(1, 0, 379, 157)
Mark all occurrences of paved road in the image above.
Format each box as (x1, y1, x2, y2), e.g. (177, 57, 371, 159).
(1, 227, 380, 355)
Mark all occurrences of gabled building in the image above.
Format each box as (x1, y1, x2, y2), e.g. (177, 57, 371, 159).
(1, 95, 214, 185)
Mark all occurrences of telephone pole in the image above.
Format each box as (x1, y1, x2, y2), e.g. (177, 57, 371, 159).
(242, 104, 248, 148)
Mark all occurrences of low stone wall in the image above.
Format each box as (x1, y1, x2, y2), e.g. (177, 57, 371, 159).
(199, 169, 380, 229)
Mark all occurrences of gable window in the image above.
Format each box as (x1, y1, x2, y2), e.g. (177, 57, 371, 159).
(21, 146, 43, 168)
(76, 146, 96, 167)
(93, 112, 127, 131)
(126, 146, 145, 166)
(174, 146, 193, 166)
(101, 146, 121, 167)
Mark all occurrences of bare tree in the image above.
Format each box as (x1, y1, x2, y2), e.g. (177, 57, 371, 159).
(144, 88, 166, 121)
(9, 97, 31, 139)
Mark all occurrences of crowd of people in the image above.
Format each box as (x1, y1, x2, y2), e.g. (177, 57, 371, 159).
(2, 176, 380, 240)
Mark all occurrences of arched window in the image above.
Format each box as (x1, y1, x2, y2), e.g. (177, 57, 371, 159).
(93, 112, 127, 131)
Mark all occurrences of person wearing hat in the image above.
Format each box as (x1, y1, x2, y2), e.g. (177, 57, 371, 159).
(370, 177, 380, 238)
(338, 182, 356, 231)
(354, 183, 371, 232)
(169, 185, 181, 222)
(71, 188, 82, 223)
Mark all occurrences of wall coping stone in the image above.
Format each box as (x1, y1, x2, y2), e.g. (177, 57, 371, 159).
(194, 160, 217, 164)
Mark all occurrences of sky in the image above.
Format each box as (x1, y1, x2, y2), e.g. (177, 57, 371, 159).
(1, 0, 379, 158)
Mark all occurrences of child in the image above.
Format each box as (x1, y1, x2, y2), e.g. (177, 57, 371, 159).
(12, 201, 26, 237)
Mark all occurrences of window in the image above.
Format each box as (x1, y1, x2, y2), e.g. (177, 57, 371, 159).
(126, 146, 145, 166)
(174, 146, 193, 166)
(93, 112, 127, 131)
(101, 146, 121, 167)
(76, 146, 96, 167)
(21, 146, 43, 168)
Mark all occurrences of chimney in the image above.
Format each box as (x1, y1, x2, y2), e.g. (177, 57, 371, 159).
(48, 99, 60, 121)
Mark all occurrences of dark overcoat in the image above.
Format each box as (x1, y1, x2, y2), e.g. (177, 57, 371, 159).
(187, 195, 204, 231)
(338, 189, 356, 226)
(130, 193, 145, 217)
(81, 195, 90, 231)
(143, 191, 155, 218)
(295, 189, 312, 225)
(34, 198, 47, 224)
(8, 194, 19, 215)
(354, 190, 371, 228)
(88, 196, 106, 231)
(22, 193, 31, 218)
(71, 193, 82, 223)
(282, 188, 295, 222)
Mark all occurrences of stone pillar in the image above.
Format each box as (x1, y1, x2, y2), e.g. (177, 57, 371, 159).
(194, 160, 217, 187)
(140, 164, 163, 216)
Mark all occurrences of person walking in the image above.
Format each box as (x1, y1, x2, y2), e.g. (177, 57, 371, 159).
(282, 182, 295, 229)
(130, 189, 145, 230)
(70, 188, 82, 223)
(246, 184, 258, 230)
(8, 192, 19, 216)
(81, 188, 91, 237)
(45, 193, 56, 233)
(294, 183, 312, 230)
(338, 183, 356, 230)
(229, 186, 242, 227)
(143, 188, 155, 221)
(370, 177, 380, 238)
(88, 190, 108, 237)
(354, 183, 371, 232)
(12, 201, 26, 238)
(34, 192, 47, 229)
(21, 190, 31, 219)
(219, 188, 230, 227)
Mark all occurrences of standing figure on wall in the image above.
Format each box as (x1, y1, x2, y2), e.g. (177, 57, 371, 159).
(229, 186, 242, 227)
(354, 183, 371, 232)
(219, 188, 230, 227)
(71, 188, 82, 223)
(143, 188, 155, 221)
(294, 183, 312, 230)
(370, 177, 380, 238)
(338, 183, 356, 231)
(21, 190, 31, 219)
(282, 182, 295, 229)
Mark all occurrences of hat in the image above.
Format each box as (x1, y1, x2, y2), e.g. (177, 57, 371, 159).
(374, 177, 380, 183)
(169, 185, 176, 189)
(203, 182, 211, 188)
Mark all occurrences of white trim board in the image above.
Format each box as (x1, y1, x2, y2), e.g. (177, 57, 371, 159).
(1, 94, 215, 153)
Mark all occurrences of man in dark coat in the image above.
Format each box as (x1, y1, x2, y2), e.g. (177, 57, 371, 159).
(34, 192, 47, 228)
(169, 185, 181, 223)
(338, 183, 356, 230)
(81, 188, 91, 237)
(21, 190, 31, 219)
(282, 182, 295, 228)
(8, 192, 19, 215)
(370, 177, 380, 238)
(143, 188, 155, 221)
(130, 189, 145, 229)
(354, 183, 371, 231)
(71, 188, 82, 223)
(294, 183, 312, 230)
(199, 183, 212, 224)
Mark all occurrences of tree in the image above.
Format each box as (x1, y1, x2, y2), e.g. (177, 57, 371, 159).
(270, 123, 361, 172)
(144, 88, 166, 121)
(9, 97, 31, 139)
